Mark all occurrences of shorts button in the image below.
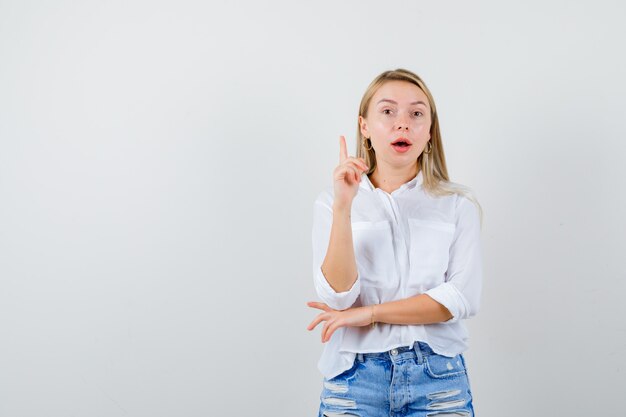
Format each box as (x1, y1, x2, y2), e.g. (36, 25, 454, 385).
(390, 348, 398, 355)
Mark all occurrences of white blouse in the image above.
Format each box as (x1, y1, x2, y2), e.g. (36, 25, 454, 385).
(311, 170, 483, 380)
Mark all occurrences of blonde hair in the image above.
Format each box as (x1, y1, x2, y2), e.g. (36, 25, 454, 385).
(355, 68, 484, 227)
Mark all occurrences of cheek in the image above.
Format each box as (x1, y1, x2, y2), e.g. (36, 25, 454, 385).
(372, 119, 390, 129)
(413, 121, 430, 134)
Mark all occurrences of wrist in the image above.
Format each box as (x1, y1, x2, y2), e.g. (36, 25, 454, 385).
(332, 201, 352, 214)
(370, 304, 377, 328)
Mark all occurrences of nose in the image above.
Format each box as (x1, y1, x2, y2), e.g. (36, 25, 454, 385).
(395, 114, 409, 131)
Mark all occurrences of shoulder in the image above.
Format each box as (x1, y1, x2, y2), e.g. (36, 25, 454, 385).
(432, 177, 482, 228)
(314, 185, 335, 211)
(448, 183, 482, 230)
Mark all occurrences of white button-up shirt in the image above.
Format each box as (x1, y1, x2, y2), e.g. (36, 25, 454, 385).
(311, 170, 483, 379)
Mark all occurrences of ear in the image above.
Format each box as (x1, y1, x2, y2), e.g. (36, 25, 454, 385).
(358, 115, 369, 138)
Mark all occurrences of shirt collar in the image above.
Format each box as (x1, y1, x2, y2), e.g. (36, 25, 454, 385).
(360, 170, 424, 192)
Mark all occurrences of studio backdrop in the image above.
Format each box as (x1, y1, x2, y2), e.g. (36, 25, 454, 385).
(0, 1, 624, 416)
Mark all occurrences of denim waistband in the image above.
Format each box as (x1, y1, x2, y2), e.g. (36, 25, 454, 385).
(356, 341, 435, 365)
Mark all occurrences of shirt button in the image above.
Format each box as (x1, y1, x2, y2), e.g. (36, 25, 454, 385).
(390, 348, 398, 356)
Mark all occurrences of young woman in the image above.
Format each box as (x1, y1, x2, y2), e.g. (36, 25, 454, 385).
(306, 68, 484, 417)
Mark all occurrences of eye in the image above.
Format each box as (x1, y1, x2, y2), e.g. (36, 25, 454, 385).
(382, 109, 392, 115)
(413, 111, 423, 117)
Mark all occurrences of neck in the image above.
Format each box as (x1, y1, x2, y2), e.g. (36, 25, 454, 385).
(369, 162, 420, 194)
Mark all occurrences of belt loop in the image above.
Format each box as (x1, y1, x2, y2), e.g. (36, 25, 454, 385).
(412, 341, 424, 364)
(357, 353, 364, 363)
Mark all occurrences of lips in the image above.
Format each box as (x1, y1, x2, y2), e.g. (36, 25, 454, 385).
(391, 137, 412, 146)
(390, 137, 412, 153)
(391, 137, 412, 150)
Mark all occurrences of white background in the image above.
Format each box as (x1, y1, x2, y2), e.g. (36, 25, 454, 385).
(1, 1, 625, 416)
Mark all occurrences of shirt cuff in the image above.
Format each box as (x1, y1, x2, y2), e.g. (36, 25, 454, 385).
(313, 267, 361, 311)
(424, 281, 470, 324)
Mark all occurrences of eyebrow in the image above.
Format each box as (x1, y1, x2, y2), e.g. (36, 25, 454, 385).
(377, 98, 427, 107)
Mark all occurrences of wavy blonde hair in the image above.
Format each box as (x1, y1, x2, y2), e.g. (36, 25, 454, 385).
(355, 68, 484, 227)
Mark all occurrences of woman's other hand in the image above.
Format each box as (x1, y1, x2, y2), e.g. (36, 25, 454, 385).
(306, 301, 372, 343)
(333, 135, 369, 209)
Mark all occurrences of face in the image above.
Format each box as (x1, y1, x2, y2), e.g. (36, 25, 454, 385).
(359, 80, 432, 170)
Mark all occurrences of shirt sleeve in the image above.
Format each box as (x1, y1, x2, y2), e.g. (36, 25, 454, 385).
(311, 195, 361, 311)
(424, 195, 483, 323)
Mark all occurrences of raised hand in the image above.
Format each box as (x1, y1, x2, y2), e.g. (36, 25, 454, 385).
(333, 135, 369, 209)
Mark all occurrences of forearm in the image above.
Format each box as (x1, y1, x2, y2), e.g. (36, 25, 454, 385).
(320, 203, 358, 293)
(372, 294, 453, 325)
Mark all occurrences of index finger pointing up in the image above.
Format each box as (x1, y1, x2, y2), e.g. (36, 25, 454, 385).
(339, 135, 348, 162)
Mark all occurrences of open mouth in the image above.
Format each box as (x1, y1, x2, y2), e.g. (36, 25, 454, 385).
(391, 138, 412, 152)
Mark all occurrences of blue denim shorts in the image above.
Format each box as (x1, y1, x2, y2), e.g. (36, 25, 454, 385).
(318, 341, 474, 417)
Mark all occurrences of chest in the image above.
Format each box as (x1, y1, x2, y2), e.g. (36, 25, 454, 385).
(349, 192, 457, 291)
